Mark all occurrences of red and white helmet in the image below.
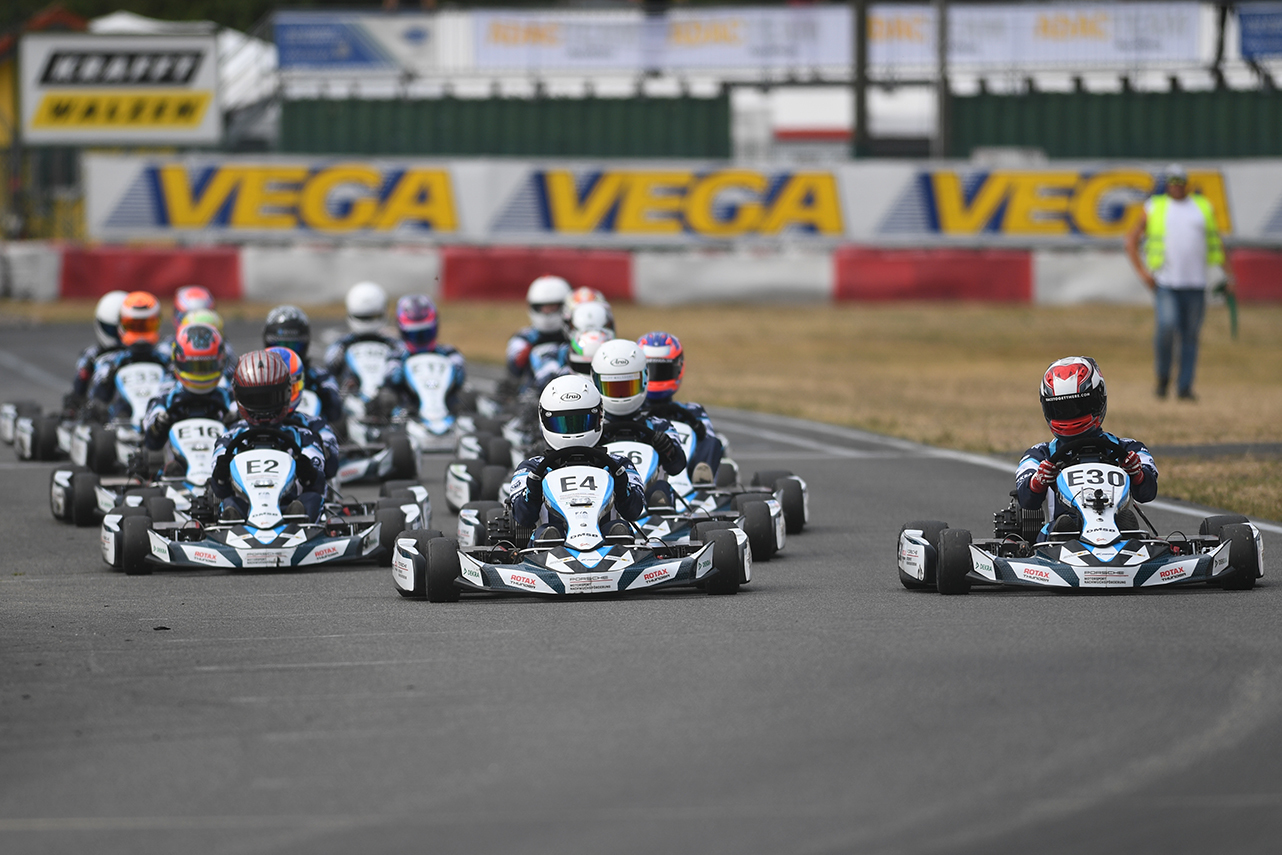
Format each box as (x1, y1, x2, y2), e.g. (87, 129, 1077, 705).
(1040, 356, 1107, 437)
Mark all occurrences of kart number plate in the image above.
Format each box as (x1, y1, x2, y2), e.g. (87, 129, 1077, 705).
(241, 549, 292, 568)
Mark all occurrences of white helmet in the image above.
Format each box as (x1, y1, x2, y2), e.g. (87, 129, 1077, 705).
(568, 328, 614, 374)
(527, 275, 572, 334)
(566, 301, 614, 338)
(591, 339, 648, 417)
(94, 290, 128, 348)
(346, 281, 388, 333)
(539, 374, 604, 451)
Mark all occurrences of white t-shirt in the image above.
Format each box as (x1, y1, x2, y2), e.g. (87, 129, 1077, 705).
(1147, 196, 1210, 289)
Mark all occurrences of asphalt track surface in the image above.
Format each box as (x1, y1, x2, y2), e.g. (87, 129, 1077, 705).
(2, 322, 1281, 855)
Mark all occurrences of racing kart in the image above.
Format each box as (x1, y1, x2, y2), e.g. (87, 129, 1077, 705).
(99, 427, 433, 576)
(896, 435, 1264, 594)
(393, 446, 750, 601)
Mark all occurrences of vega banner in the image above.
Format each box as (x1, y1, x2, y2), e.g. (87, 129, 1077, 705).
(85, 155, 1282, 247)
(20, 33, 220, 145)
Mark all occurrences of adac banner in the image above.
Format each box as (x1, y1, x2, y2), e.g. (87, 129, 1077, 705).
(20, 33, 220, 145)
(83, 155, 1282, 247)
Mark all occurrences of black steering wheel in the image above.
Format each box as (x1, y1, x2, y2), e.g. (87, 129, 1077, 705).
(540, 445, 615, 474)
(600, 420, 658, 444)
(1048, 433, 1126, 468)
(227, 427, 301, 457)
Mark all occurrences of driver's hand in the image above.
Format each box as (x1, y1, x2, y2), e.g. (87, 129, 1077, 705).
(1121, 450, 1145, 483)
(650, 429, 678, 460)
(295, 453, 320, 485)
(211, 453, 231, 485)
(1029, 459, 1060, 493)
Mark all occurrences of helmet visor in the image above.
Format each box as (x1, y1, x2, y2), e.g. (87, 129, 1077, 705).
(177, 357, 223, 379)
(530, 302, 561, 315)
(402, 326, 437, 351)
(1042, 394, 1094, 422)
(541, 408, 601, 435)
(647, 357, 683, 383)
(120, 314, 160, 338)
(595, 372, 644, 399)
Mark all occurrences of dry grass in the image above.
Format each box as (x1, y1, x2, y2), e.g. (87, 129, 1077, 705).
(5, 297, 1280, 519)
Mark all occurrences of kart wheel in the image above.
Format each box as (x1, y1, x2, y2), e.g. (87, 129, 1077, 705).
(1199, 514, 1251, 539)
(88, 426, 116, 474)
(124, 486, 165, 501)
(899, 520, 949, 590)
(395, 529, 436, 598)
(484, 436, 513, 467)
(714, 461, 739, 488)
(380, 479, 419, 498)
(146, 497, 176, 523)
(387, 433, 417, 481)
(479, 465, 509, 501)
(456, 388, 478, 413)
(121, 514, 155, 576)
(776, 477, 806, 534)
(375, 507, 407, 566)
(1220, 523, 1259, 591)
(71, 472, 101, 527)
(739, 500, 776, 561)
(379, 493, 415, 508)
(472, 416, 506, 434)
(705, 529, 741, 595)
(936, 528, 974, 595)
(751, 468, 793, 488)
(692, 520, 735, 543)
(426, 536, 462, 603)
(32, 415, 60, 460)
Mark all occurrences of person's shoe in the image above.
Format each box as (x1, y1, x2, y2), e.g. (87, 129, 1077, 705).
(691, 462, 714, 485)
(219, 500, 244, 522)
(1155, 379, 1169, 399)
(1177, 389, 1197, 402)
(284, 499, 307, 517)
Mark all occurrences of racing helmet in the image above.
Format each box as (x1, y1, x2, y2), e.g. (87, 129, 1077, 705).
(119, 291, 162, 346)
(561, 287, 610, 329)
(94, 290, 128, 349)
(527, 275, 572, 334)
(263, 305, 311, 361)
(266, 346, 306, 412)
(233, 349, 292, 426)
(180, 308, 224, 332)
(172, 323, 226, 394)
(1040, 356, 1108, 438)
(173, 285, 215, 327)
(638, 331, 684, 402)
(590, 339, 648, 417)
(539, 374, 604, 451)
(568, 328, 614, 374)
(396, 294, 438, 354)
(565, 301, 615, 339)
(346, 281, 388, 333)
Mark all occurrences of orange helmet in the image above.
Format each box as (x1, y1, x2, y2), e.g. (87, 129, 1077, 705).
(119, 291, 161, 345)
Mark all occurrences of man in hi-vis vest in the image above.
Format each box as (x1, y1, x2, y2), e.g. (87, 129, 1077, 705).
(1125, 164, 1235, 401)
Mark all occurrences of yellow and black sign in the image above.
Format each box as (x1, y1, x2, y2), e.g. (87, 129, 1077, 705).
(32, 90, 212, 129)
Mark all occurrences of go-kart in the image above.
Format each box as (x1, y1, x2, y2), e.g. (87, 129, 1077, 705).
(51, 362, 167, 473)
(896, 434, 1264, 594)
(393, 445, 750, 600)
(99, 427, 432, 576)
(50, 416, 223, 527)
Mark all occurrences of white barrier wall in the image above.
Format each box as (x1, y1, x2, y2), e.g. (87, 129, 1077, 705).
(240, 244, 442, 303)
(633, 249, 832, 305)
(2, 242, 62, 302)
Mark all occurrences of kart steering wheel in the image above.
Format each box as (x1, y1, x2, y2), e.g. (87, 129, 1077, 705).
(227, 427, 302, 457)
(600, 420, 657, 444)
(1048, 433, 1127, 468)
(540, 445, 615, 474)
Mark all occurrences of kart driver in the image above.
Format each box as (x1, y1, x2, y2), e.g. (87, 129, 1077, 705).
(65, 290, 128, 417)
(267, 346, 341, 479)
(638, 331, 725, 485)
(371, 295, 467, 419)
(509, 374, 646, 537)
(179, 308, 238, 380)
(142, 323, 237, 455)
(1015, 356, 1159, 526)
(323, 281, 401, 384)
(210, 350, 330, 522)
(88, 291, 171, 421)
(505, 275, 573, 386)
(263, 305, 344, 425)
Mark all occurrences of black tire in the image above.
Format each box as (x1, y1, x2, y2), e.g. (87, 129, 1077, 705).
(461, 500, 503, 546)
(125, 486, 166, 501)
(714, 463, 738, 488)
(1220, 523, 1259, 591)
(1199, 514, 1251, 539)
(146, 496, 176, 523)
(484, 436, 513, 467)
(377, 494, 414, 510)
(739, 500, 776, 561)
(89, 426, 116, 474)
(705, 529, 741, 595)
(375, 507, 407, 566)
(479, 465, 509, 501)
(32, 415, 60, 460)
(936, 528, 974, 595)
(776, 477, 806, 534)
(691, 520, 736, 542)
(386, 433, 417, 481)
(473, 416, 506, 434)
(899, 520, 949, 590)
(71, 472, 101, 528)
(121, 514, 155, 576)
(456, 388, 478, 413)
(751, 468, 794, 487)
(380, 479, 419, 498)
(426, 536, 462, 602)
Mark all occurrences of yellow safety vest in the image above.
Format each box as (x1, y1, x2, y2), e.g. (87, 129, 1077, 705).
(1145, 194, 1225, 271)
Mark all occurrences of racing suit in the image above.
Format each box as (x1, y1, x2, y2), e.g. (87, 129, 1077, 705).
(141, 381, 237, 451)
(509, 451, 646, 534)
(209, 420, 329, 521)
(644, 400, 724, 479)
(66, 343, 123, 415)
(87, 343, 171, 421)
(529, 341, 571, 392)
(282, 411, 341, 479)
(1015, 430, 1159, 521)
(506, 327, 566, 383)
(302, 364, 345, 425)
(323, 330, 400, 389)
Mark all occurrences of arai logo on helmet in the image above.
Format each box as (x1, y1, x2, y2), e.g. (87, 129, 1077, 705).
(560, 392, 581, 402)
(610, 358, 630, 367)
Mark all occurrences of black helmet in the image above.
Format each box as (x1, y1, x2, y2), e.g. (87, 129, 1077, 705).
(263, 305, 311, 362)
(233, 349, 292, 425)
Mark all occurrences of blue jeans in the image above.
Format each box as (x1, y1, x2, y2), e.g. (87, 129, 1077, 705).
(1154, 287, 1206, 395)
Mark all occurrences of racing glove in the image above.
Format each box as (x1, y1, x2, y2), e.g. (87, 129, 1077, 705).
(1121, 450, 1145, 483)
(523, 468, 545, 505)
(610, 460, 632, 501)
(650, 430, 686, 476)
(1028, 459, 1061, 494)
(148, 408, 172, 441)
(295, 453, 322, 487)
(211, 453, 232, 486)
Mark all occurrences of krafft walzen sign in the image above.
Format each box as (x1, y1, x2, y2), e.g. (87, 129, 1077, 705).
(20, 33, 220, 145)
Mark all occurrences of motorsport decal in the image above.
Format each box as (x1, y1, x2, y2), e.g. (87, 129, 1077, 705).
(101, 163, 459, 234)
(493, 169, 843, 238)
(878, 168, 1231, 237)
